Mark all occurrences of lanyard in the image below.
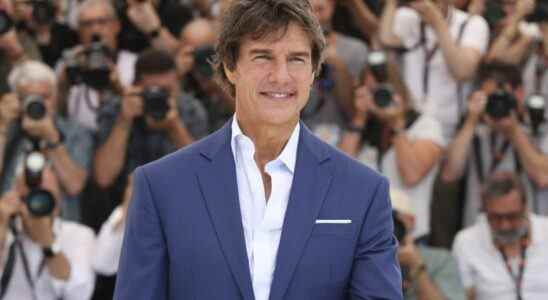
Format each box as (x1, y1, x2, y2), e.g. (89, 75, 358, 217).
(498, 240, 528, 300)
(534, 53, 546, 94)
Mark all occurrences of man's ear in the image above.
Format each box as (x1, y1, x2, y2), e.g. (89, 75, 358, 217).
(223, 62, 236, 85)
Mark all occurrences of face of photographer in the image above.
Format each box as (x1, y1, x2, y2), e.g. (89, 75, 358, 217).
(78, 2, 120, 51)
(17, 81, 61, 143)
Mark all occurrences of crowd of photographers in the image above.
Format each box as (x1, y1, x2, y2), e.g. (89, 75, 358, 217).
(0, 0, 547, 299)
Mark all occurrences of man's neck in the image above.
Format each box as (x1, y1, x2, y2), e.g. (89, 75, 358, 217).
(235, 115, 298, 167)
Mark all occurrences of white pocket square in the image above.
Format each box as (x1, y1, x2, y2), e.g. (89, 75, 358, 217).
(315, 219, 352, 224)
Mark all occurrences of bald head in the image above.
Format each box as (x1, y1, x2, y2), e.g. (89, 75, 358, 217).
(180, 18, 217, 49)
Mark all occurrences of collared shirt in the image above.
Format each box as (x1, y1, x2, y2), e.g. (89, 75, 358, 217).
(0, 218, 96, 300)
(230, 116, 300, 300)
(453, 214, 548, 300)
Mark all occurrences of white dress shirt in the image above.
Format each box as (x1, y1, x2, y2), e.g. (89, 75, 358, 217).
(453, 214, 548, 300)
(93, 206, 125, 276)
(0, 218, 96, 300)
(230, 117, 300, 300)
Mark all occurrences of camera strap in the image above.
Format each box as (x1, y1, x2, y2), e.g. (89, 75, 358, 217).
(472, 132, 521, 183)
(534, 53, 546, 94)
(0, 241, 17, 300)
(418, 13, 470, 116)
(497, 239, 529, 300)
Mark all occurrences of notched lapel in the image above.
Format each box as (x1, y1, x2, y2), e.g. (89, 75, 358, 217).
(196, 126, 255, 300)
(268, 128, 335, 300)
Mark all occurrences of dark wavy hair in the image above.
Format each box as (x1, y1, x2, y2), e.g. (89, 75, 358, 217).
(213, 0, 326, 97)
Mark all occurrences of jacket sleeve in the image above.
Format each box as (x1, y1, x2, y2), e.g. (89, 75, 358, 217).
(114, 167, 168, 300)
(349, 177, 403, 300)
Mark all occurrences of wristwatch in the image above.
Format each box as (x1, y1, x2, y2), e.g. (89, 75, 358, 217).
(42, 239, 61, 259)
(45, 130, 65, 150)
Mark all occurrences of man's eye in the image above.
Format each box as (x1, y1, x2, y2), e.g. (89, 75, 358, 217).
(289, 57, 306, 64)
(253, 55, 270, 61)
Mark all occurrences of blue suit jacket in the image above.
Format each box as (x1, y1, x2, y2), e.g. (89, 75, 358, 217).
(114, 121, 402, 300)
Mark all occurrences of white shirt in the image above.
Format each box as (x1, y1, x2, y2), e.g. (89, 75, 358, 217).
(0, 218, 96, 300)
(65, 50, 137, 131)
(230, 117, 300, 300)
(453, 214, 548, 300)
(357, 115, 446, 237)
(393, 7, 489, 138)
(93, 206, 125, 276)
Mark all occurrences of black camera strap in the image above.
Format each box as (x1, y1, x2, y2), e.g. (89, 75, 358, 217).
(417, 12, 470, 117)
(534, 53, 546, 94)
(472, 131, 522, 183)
(497, 238, 529, 300)
(0, 241, 17, 300)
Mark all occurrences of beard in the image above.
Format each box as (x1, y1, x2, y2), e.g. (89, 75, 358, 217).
(493, 224, 529, 245)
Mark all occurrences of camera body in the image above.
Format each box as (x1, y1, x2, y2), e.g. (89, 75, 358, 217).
(393, 211, 407, 243)
(31, 0, 56, 25)
(367, 51, 394, 108)
(142, 86, 170, 121)
(23, 95, 47, 120)
(65, 35, 112, 90)
(24, 151, 55, 217)
(485, 90, 517, 119)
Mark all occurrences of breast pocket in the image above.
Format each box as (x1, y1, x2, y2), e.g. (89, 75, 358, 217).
(311, 222, 356, 239)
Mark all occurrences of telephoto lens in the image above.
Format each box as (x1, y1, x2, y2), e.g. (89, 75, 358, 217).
(486, 90, 517, 119)
(373, 85, 394, 108)
(367, 51, 388, 83)
(526, 94, 546, 131)
(0, 10, 13, 35)
(143, 86, 170, 121)
(24, 152, 55, 217)
(24, 95, 47, 120)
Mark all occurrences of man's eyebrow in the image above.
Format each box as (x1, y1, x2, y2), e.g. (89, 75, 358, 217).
(288, 51, 311, 58)
(249, 49, 272, 55)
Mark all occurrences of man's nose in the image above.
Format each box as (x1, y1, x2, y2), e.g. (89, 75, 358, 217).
(268, 60, 292, 84)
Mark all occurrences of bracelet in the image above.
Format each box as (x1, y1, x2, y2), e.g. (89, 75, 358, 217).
(45, 130, 65, 150)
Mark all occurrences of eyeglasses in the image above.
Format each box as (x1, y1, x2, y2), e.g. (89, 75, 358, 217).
(79, 17, 113, 28)
(486, 211, 526, 223)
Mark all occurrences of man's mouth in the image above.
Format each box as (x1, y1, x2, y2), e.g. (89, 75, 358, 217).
(260, 91, 296, 100)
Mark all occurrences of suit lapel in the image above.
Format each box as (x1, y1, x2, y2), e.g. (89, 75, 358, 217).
(196, 123, 255, 300)
(268, 126, 334, 300)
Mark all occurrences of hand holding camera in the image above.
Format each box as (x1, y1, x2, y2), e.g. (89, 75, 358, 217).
(466, 90, 488, 123)
(64, 35, 114, 90)
(0, 191, 23, 229)
(0, 93, 21, 131)
(120, 86, 145, 124)
(409, 0, 445, 30)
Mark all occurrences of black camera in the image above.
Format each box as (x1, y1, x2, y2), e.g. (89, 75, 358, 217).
(485, 90, 517, 119)
(483, 0, 507, 29)
(393, 211, 406, 243)
(373, 85, 394, 108)
(65, 34, 112, 90)
(0, 10, 13, 35)
(193, 46, 215, 79)
(526, 0, 548, 22)
(367, 51, 389, 83)
(24, 151, 55, 217)
(23, 95, 47, 120)
(143, 86, 170, 121)
(31, 0, 56, 25)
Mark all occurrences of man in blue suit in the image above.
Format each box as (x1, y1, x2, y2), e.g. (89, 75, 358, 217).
(114, 0, 402, 299)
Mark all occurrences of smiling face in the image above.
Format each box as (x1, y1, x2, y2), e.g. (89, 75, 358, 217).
(224, 23, 316, 128)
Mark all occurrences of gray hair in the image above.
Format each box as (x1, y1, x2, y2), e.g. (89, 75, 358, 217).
(8, 60, 57, 92)
(77, 0, 118, 24)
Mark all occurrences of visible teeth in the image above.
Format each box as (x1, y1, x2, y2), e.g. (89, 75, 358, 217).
(267, 93, 290, 98)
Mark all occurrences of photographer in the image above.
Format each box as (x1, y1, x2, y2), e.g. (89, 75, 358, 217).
(93, 49, 208, 189)
(379, 0, 489, 137)
(337, 57, 445, 239)
(12, 0, 79, 67)
(442, 64, 548, 226)
(453, 172, 548, 300)
(177, 18, 233, 131)
(391, 189, 465, 300)
(0, 166, 95, 300)
(0, 61, 92, 210)
(60, 0, 137, 131)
